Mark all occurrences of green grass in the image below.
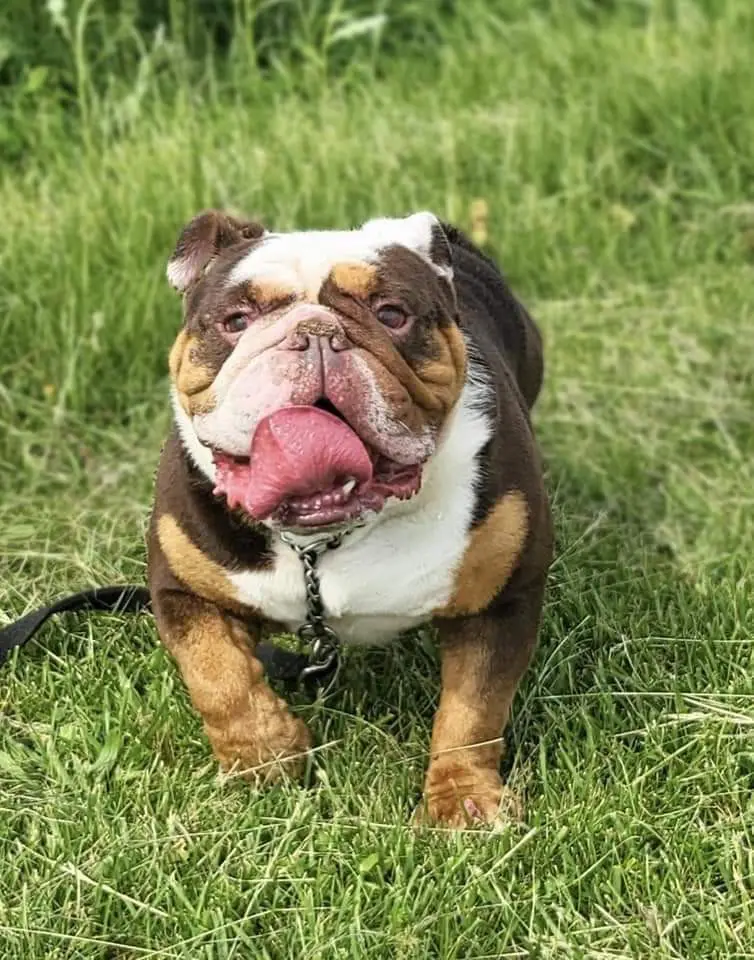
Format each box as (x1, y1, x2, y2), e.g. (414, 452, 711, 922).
(2, 1, 754, 956)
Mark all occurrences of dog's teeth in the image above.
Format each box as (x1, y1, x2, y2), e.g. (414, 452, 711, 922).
(342, 478, 357, 496)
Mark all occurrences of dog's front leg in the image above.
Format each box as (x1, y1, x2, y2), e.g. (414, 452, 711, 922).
(152, 589, 311, 782)
(420, 580, 545, 828)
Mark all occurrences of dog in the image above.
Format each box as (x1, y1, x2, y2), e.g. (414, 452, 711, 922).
(148, 210, 553, 828)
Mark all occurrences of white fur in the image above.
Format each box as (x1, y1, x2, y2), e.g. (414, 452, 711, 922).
(166, 257, 196, 292)
(227, 372, 491, 645)
(229, 212, 452, 293)
(170, 386, 217, 482)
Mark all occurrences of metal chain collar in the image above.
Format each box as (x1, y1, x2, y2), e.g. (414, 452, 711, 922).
(279, 529, 354, 685)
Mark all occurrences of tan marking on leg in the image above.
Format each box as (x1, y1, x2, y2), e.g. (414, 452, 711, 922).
(168, 331, 216, 415)
(157, 514, 242, 611)
(418, 599, 542, 829)
(157, 594, 310, 782)
(328, 262, 378, 300)
(440, 490, 529, 617)
(422, 711, 521, 829)
(420, 639, 517, 828)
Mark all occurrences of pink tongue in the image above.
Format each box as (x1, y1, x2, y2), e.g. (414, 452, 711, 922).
(229, 406, 373, 520)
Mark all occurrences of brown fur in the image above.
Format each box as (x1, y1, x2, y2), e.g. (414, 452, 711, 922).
(415, 322, 468, 416)
(423, 581, 545, 827)
(153, 592, 310, 782)
(157, 514, 242, 612)
(169, 331, 217, 416)
(329, 261, 378, 299)
(168, 328, 189, 379)
(247, 279, 297, 307)
(167, 210, 266, 293)
(440, 490, 529, 617)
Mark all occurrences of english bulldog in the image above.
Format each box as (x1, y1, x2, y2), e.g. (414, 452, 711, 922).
(148, 210, 553, 828)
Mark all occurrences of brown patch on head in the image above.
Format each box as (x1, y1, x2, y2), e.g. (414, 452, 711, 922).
(157, 513, 242, 610)
(319, 242, 464, 441)
(166, 210, 273, 417)
(369, 243, 463, 420)
(329, 261, 378, 300)
(440, 490, 529, 616)
(168, 328, 189, 380)
(168, 331, 217, 415)
(427, 220, 454, 277)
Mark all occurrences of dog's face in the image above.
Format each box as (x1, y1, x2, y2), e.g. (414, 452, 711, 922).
(167, 210, 467, 532)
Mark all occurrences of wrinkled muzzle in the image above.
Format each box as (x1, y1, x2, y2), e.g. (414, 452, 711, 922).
(197, 303, 433, 529)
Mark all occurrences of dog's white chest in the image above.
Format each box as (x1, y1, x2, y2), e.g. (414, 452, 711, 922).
(228, 385, 491, 645)
(230, 505, 466, 645)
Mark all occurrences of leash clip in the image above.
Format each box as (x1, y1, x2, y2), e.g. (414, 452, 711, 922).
(296, 622, 340, 685)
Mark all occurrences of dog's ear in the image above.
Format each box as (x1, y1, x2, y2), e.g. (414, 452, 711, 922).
(166, 210, 266, 293)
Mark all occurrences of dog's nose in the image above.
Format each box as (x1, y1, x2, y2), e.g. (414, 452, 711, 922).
(284, 330, 350, 353)
(281, 305, 351, 354)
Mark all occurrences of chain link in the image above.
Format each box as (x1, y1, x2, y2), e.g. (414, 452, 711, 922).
(280, 529, 354, 684)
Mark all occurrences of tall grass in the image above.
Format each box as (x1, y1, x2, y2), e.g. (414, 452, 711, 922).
(2, 0, 752, 430)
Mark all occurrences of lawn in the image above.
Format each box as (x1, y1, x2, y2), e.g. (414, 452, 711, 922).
(1, 1, 753, 956)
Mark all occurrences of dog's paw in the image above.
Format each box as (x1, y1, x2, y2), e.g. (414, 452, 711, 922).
(416, 762, 523, 830)
(207, 691, 312, 784)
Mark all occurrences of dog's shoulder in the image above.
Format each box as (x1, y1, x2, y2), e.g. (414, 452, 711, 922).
(148, 428, 275, 616)
(436, 222, 553, 612)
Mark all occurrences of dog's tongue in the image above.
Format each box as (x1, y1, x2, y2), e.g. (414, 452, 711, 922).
(215, 406, 373, 520)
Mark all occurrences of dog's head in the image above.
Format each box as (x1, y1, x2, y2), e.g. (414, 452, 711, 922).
(167, 210, 467, 533)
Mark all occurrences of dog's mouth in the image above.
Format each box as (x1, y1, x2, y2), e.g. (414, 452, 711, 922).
(212, 400, 422, 530)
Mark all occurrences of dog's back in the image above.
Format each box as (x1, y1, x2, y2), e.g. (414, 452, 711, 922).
(444, 223, 543, 411)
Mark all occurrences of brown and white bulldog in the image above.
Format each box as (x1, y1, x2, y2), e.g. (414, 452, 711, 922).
(148, 210, 553, 828)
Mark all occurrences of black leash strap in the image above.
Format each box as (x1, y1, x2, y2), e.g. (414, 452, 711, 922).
(0, 586, 151, 663)
(0, 585, 319, 685)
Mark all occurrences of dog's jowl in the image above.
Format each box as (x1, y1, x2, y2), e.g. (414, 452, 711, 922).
(148, 210, 553, 828)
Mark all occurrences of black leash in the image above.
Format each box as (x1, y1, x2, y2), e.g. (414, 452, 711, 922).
(0, 584, 322, 685)
(0, 529, 360, 687)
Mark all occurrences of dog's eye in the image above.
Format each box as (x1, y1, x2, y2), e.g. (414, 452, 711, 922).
(218, 312, 252, 340)
(223, 313, 249, 333)
(375, 303, 409, 330)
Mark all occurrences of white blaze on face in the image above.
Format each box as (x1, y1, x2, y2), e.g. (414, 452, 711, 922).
(228, 211, 452, 294)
